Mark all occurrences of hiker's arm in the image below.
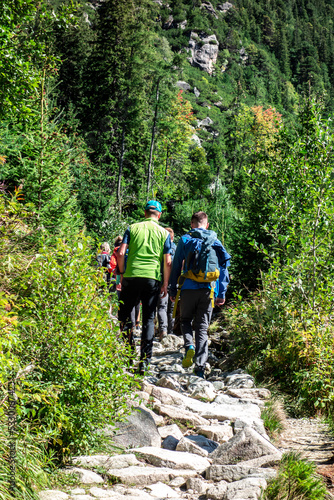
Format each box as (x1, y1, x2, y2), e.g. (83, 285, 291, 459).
(117, 243, 128, 275)
(161, 253, 172, 298)
(169, 238, 185, 299)
(215, 257, 230, 307)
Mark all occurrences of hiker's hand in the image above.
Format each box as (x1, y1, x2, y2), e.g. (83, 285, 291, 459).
(170, 296, 176, 303)
(215, 298, 225, 307)
(161, 284, 168, 298)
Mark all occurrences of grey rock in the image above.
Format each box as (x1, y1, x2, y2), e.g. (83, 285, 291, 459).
(198, 424, 234, 443)
(157, 376, 184, 392)
(225, 373, 255, 389)
(163, 435, 179, 451)
(193, 87, 200, 98)
(211, 428, 281, 464)
(226, 388, 271, 400)
(239, 46, 248, 63)
(129, 446, 211, 472)
(234, 417, 268, 438)
(145, 482, 180, 497)
(107, 407, 161, 449)
(224, 477, 267, 500)
(39, 491, 69, 500)
(70, 496, 94, 500)
(93, 485, 155, 499)
(186, 477, 208, 494)
(237, 454, 282, 468)
(217, 2, 233, 13)
(201, 402, 261, 422)
(176, 81, 191, 91)
(212, 381, 226, 391)
(197, 117, 214, 128)
(191, 134, 201, 147)
(176, 436, 209, 457)
(158, 424, 183, 440)
(138, 404, 165, 427)
(140, 381, 154, 395)
(89, 487, 114, 498)
(169, 476, 187, 487)
(62, 468, 104, 484)
(206, 481, 228, 499)
(249, 468, 277, 481)
(106, 466, 197, 486)
(206, 464, 276, 482)
(145, 375, 159, 385)
(186, 434, 219, 453)
(154, 402, 208, 427)
(214, 394, 244, 405)
(177, 20, 187, 29)
(70, 489, 86, 495)
(188, 32, 219, 75)
(201, 2, 218, 19)
(135, 390, 150, 403)
(72, 454, 141, 470)
(188, 380, 217, 402)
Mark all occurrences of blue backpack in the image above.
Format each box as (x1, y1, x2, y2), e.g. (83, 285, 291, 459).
(182, 229, 220, 283)
(172, 230, 220, 317)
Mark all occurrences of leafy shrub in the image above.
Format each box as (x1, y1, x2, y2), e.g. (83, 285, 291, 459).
(0, 421, 50, 500)
(14, 235, 138, 461)
(262, 452, 327, 500)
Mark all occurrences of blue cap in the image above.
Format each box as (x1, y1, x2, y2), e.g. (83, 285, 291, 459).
(145, 200, 162, 212)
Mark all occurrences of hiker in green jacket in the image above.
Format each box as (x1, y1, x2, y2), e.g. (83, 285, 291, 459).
(117, 200, 172, 374)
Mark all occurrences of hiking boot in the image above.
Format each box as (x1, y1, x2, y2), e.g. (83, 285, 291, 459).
(194, 367, 205, 379)
(159, 331, 167, 342)
(182, 345, 195, 368)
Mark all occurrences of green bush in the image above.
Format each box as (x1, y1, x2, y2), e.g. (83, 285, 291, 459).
(15, 235, 138, 461)
(0, 421, 51, 500)
(262, 452, 327, 500)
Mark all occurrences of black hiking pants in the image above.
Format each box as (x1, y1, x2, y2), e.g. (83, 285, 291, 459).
(118, 277, 161, 366)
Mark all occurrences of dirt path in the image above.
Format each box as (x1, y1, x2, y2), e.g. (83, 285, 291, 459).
(278, 417, 334, 495)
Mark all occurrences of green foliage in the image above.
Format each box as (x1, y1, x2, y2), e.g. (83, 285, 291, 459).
(262, 452, 327, 500)
(1, 83, 85, 237)
(261, 399, 285, 440)
(15, 235, 138, 460)
(226, 99, 334, 419)
(0, 421, 51, 500)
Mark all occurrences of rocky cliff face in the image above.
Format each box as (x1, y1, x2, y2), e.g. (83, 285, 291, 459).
(188, 32, 219, 75)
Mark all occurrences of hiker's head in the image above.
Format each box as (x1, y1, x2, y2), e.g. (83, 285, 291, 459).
(100, 242, 111, 253)
(191, 211, 209, 229)
(144, 200, 162, 220)
(114, 235, 122, 247)
(166, 227, 174, 241)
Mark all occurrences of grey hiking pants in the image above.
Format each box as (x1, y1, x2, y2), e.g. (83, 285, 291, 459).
(157, 293, 174, 334)
(180, 288, 213, 370)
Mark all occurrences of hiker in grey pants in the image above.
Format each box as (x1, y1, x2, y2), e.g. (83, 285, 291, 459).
(169, 211, 231, 378)
(181, 288, 212, 369)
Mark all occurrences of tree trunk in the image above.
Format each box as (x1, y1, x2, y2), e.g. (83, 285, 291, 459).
(147, 78, 161, 198)
(117, 124, 126, 209)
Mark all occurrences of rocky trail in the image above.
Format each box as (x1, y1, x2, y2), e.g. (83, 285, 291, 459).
(40, 330, 334, 500)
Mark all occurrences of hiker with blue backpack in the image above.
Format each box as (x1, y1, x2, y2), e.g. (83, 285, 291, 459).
(169, 211, 231, 378)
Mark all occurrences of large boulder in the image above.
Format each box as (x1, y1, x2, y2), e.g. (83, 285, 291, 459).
(106, 466, 197, 486)
(129, 446, 211, 472)
(106, 407, 161, 449)
(188, 32, 219, 75)
(211, 427, 281, 464)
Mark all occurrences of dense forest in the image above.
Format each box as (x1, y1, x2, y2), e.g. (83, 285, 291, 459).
(1, 0, 334, 497)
